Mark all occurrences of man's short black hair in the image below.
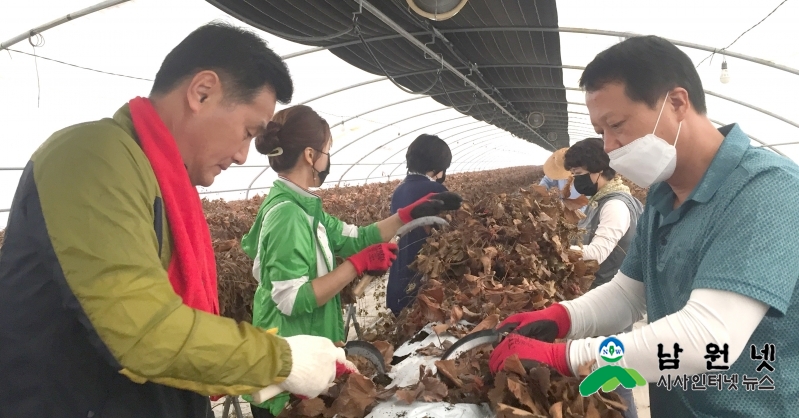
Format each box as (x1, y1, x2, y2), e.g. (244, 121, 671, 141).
(406, 134, 452, 174)
(151, 21, 293, 104)
(564, 137, 616, 180)
(580, 35, 706, 114)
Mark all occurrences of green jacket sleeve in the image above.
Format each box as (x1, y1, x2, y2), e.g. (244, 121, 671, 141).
(256, 202, 320, 316)
(34, 125, 291, 396)
(320, 211, 383, 258)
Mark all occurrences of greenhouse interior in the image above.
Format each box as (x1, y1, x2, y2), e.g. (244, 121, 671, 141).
(1, 0, 798, 417)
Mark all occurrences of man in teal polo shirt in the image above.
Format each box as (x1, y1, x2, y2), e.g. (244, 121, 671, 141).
(488, 35, 799, 417)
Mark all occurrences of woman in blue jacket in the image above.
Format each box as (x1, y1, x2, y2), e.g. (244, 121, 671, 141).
(386, 134, 452, 315)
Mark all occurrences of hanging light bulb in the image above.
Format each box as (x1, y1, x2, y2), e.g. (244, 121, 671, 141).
(720, 58, 731, 84)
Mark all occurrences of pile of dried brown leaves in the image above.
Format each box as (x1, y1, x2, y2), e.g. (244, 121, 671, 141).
(276, 178, 632, 418)
(203, 166, 545, 322)
(382, 183, 600, 344)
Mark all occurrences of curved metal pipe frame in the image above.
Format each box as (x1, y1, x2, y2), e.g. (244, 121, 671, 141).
(283, 27, 798, 76)
(449, 135, 514, 172)
(281, 52, 798, 141)
(380, 134, 508, 180)
(335, 114, 476, 185)
(297, 77, 387, 105)
(1, 0, 132, 51)
(449, 132, 510, 155)
(369, 124, 496, 179)
(705, 90, 799, 129)
(462, 141, 541, 172)
(462, 151, 501, 173)
(358, 0, 552, 147)
(463, 142, 536, 173)
(449, 136, 513, 170)
(465, 152, 523, 174)
(386, 129, 507, 178)
(246, 106, 453, 198)
(455, 144, 517, 173)
(4, 17, 798, 211)
(366, 123, 498, 180)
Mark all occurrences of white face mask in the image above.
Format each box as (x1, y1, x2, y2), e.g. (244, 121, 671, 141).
(607, 95, 682, 188)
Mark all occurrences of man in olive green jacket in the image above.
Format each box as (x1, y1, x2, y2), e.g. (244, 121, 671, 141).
(0, 23, 347, 418)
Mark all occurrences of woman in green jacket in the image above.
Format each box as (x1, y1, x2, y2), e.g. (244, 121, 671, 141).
(241, 105, 460, 417)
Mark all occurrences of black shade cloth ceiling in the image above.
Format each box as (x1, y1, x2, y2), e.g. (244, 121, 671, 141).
(206, 0, 570, 150)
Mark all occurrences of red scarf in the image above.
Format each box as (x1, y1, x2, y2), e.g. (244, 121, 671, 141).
(129, 97, 219, 315)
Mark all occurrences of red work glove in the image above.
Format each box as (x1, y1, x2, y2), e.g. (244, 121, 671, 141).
(496, 303, 571, 342)
(396, 192, 463, 223)
(336, 359, 359, 377)
(347, 243, 398, 276)
(489, 333, 571, 376)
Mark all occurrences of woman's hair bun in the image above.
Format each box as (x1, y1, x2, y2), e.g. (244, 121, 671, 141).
(255, 120, 283, 155)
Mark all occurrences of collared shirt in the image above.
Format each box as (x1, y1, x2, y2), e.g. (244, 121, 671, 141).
(621, 124, 799, 417)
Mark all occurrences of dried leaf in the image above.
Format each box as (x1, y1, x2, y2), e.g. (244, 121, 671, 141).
(420, 376, 448, 402)
(480, 256, 493, 275)
(375, 387, 397, 401)
(463, 274, 480, 282)
(496, 403, 541, 418)
(328, 374, 377, 418)
(371, 340, 394, 370)
(585, 400, 601, 418)
(450, 305, 464, 324)
(417, 294, 446, 323)
(213, 238, 238, 252)
(469, 313, 499, 334)
(563, 195, 589, 211)
(598, 394, 629, 411)
(432, 323, 449, 335)
(529, 365, 551, 399)
(569, 392, 585, 415)
(549, 401, 564, 418)
(488, 372, 508, 408)
(461, 306, 481, 322)
(415, 343, 445, 357)
(434, 360, 463, 387)
(507, 376, 544, 415)
(503, 354, 528, 377)
(295, 398, 326, 417)
(395, 385, 423, 405)
(494, 203, 506, 218)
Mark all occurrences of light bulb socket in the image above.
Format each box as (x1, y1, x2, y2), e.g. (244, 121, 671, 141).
(721, 60, 728, 70)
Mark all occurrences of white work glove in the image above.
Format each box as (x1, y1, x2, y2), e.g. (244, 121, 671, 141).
(278, 335, 358, 399)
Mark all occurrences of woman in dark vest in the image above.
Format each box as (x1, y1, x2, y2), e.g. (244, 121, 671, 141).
(564, 137, 644, 418)
(564, 137, 644, 290)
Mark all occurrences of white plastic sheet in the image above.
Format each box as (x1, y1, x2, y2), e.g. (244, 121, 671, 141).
(365, 323, 493, 418)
